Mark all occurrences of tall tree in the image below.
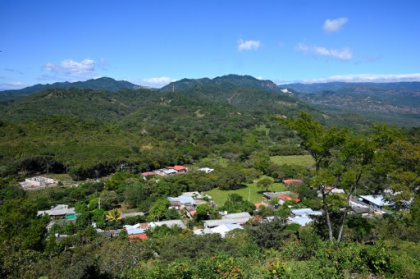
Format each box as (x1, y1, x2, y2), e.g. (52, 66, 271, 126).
(287, 112, 376, 242)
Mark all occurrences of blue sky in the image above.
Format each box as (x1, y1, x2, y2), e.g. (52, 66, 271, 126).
(1, 0, 419, 89)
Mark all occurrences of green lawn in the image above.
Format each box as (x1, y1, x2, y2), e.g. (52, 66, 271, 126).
(205, 182, 288, 206)
(270, 155, 315, 167)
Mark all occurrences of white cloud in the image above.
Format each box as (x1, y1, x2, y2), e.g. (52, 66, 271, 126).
(295, 43, 309, 53)
(5, 81, 23, 86)
(301, 73, 420, 83)
(256, 76, 263, 80)
(42, 58, 96, 77)
(0, 81, 24, 90)
(296, 43, 353, 61)
(132, 77, 176, 88)
(313, 46, 352, 60)
(323, 17, 348, 32)
(238, 39, 261, 51)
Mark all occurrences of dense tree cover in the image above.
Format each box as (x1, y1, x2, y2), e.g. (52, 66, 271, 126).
(287, 111, 420, 243)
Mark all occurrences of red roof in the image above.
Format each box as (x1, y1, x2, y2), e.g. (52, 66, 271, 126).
(141, 172, 155, 176)
(128, 233, 148, 241)
(255, 202, 268, 209)
(279, 196, 300, 203)
(189, 210, 196, 216)
(282, 179, 303, 186)
(173, 165, 187, 171)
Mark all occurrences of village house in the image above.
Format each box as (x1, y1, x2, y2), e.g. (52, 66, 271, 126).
(169, 165, 188, 173)
(20, 176, 56, 189)
(317, 186, 346, 197)
(198, 167, 214, 173)
(358, 195, 394, 212)
(141, 171, 155, 180)
(123, 225, 148, 241)
(148, 219, 187, 229)
(282, 179, 303, 187)
(168, 196, 197, 210)
(204, 212, 252, 228)
(194, 223, 243, 238)
(279, 195, 300, 203)
(263, 191, 294, 200)
(38, 204, 76, 221)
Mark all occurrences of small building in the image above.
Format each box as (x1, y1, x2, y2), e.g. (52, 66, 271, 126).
(170, 165, 188, 173)
(282, 179, 303, 187)
(317, 187, 346, 197)
(359, 195, 394, 211)
(141, 172, 155, 180)
(199, 167, 214, 173)
(263, 191, 293, 200)
(279, 196, 300, 203)
(288, 216, 313, 226)
(204, 212, 252, 228)
(291, 208, 322, 217)
(124, 225, 148, 241)
(254, 202, 268, 209)
(194, 223, 242, 238)
(38, 204, 76, 220)
(181, 191, 211, 200)
(149, 219, 187, 229)
(163, 169, 177, 175)
(20, 176, 56, 189)
(168, 196, 197, 209)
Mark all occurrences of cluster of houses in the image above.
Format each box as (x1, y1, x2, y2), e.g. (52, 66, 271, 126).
(20, 176, 57, 190)
(34, 172, 404, 241)
(141, 165, 214, 179)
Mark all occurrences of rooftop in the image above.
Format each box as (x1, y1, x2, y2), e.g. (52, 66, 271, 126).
(359, 195, 394, 207)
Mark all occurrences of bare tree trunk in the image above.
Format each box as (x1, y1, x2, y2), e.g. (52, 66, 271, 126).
(321, 187, 334, 242)
(337, 186, 354, 242)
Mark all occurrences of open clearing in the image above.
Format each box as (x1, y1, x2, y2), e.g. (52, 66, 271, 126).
(270, 155, 314, 167)
(205, 181, 288, 206)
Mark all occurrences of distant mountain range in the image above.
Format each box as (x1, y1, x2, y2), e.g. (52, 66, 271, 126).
(283, 81, 420, 94)
(1, 75, 419, 127)
(281, 82, 420, 126)
(0, 77, 144, 101)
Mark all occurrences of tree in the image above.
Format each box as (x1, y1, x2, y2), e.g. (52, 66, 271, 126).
(0, 198, 49, 251)
(195, 204, 211, 221)
(99, 190, 119, 210)
(106, 208, 122, 222)
(257, 177, 274, 192)
(222, 194, 256, 214)
(148, 199, 170, 221)
(218, 169, 246, 190)
(287, 112, 376, 243)
(246, 218, 290, 249)
(288, 111, 347, 172)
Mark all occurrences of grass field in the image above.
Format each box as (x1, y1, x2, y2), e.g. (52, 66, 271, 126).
(205, 181, 288, 206)
(270, 155, 314, 167)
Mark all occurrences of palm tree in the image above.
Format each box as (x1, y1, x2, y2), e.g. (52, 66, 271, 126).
(106, 208, 122, 222)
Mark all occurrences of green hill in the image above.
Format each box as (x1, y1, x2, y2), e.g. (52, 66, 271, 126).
(0, 77, 144, 101)
(161, 74, 277, 92)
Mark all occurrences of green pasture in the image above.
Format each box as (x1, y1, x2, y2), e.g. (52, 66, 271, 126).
(205, 181, 288, 206)
(270, 155, 314, 167)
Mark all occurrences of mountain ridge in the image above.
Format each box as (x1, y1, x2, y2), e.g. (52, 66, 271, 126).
(0, 77, 146, 101)
(161, 74, 277, 92)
